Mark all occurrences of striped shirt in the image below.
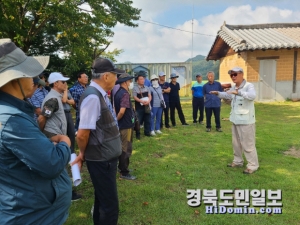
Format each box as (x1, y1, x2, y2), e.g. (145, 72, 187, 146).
(28, 87, 48, 121)
(150, 86, 164, 107)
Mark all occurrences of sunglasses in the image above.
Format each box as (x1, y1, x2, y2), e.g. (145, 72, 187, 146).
(230, 73, 238, 78)
(58, 80, 66, 84)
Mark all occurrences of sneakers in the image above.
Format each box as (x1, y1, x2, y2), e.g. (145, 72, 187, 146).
(120, 174, 137, 180)
(206, 128, 211, 132)
(216, 128, 223, 132)
(150, 131, 156, 136)
(140, 125, 144, 129)
(243, 168, 256, 174)
(155, 130, 162, 134)
(182, 123, 189, 126)
(199, 121, 204, 125)
(193, 121, 197, 124)
(227, 163, 243, 168)
(71, 191, 82, 201)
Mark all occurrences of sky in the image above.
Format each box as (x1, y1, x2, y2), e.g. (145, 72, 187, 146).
(105, 0, 300, 64)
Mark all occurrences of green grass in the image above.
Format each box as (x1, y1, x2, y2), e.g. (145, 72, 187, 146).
(67, 101, 300, 225)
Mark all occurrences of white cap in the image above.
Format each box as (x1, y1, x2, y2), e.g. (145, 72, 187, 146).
(48, 72, 70, 84)
(158, 71, 166, 76)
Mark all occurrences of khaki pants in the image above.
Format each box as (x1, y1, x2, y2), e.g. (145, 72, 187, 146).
(118, 128, 133, 175)
(232, 124, 259, 171)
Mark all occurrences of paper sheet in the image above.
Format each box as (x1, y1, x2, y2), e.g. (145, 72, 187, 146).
(70, 153, 82, 186)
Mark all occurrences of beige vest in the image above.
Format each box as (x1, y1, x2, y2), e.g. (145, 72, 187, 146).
(230, 82, 255, 125)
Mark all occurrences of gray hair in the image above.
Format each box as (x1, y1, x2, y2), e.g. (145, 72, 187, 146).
(206, 71, 215, 76)
(91, 69, 106, 79)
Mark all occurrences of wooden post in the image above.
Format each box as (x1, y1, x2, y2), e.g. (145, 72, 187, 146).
(293, 50, 298, 93)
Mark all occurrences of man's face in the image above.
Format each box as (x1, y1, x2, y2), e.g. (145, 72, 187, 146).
(78, 73, 88, 85)
(230, 71, 243, 84)
(19, 77, 35, 98)
(55, 80, 68, 93)
(137, 76, 145, 86)
(207, 73, 214, 82)
(105, 72, 117, 90)
(159, 75, 166, 82)
(196, 76, 202, 83)
(171, 77, 177, 82)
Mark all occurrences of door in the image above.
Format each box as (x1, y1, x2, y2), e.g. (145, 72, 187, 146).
(259, 60, 276, 100)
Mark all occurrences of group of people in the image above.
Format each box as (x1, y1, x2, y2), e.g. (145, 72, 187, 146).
(0, 38, 259, 225)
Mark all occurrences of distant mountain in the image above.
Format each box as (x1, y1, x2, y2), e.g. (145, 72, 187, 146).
(186, 55, 220, 80)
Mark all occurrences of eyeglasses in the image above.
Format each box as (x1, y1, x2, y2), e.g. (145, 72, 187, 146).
(59, 80, 66, 84)
(230, 73, 238, 78)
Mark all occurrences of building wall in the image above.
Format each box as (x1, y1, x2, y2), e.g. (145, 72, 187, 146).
(218, 49, 300, 101)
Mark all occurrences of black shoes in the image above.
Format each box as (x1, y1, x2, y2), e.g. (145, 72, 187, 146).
(165, 124, 170, 128)
(193, 121, 197, 124)
(71, 191, 82, 201)
(120, 174, 137, 180)
(182, 123, 189, 126)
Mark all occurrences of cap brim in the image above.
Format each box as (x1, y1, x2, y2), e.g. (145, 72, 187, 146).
(0, 56, 49, 87)
(170, 76, 179, 79)
(116, 76, 134, 84)
(111, 68, 125, 74)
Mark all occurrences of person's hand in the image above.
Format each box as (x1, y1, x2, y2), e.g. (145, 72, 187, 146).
(209, 91, 219, 95)
(143, 100, 149, 105)
(227, 90, 238, 95)
(71, 152, 84, 170)
(50, 135, 71, 146)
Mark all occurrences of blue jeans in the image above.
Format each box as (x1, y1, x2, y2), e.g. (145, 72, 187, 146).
(151, 107, 163, 131)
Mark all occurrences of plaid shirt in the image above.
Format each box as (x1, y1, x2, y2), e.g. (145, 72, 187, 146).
(70, 82, 86, 119)
(28, 87, 48, 121)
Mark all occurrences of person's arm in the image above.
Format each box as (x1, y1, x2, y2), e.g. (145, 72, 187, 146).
(62, 89, 68, 103)
(117, 108, 126, 120)
(144, 88, 152, 105)
(238, 83, 256, 100)
(71, 95, 100, 169)
(3, 116, 71, 179)
(34, 107, 42, 116)
(38, 98, 59, 131)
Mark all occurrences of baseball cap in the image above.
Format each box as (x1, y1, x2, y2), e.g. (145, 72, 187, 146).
(48, 72, 70, 84)
(228, 67, 244, 74)
(33, 76, 45, 86)
(195, 74, 202, 77)
(92, 57, 124, 74)
(158, 71, 166, 76)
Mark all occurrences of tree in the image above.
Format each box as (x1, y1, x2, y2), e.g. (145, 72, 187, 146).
(0, 0, 141, 78)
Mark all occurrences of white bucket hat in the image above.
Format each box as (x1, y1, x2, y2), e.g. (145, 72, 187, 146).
(150, 74, 158, 80)
(0, 38, 49, 88)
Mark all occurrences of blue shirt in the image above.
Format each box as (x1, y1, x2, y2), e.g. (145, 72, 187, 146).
(144, 78, 151, 87)
(159, 82, 170, 102)
(70, 81, 86, 119)
(203, 81, 223, 108)
(28, 87, 48, 121)
(0, 91, 71, 224)
(191, 82, 204, 98)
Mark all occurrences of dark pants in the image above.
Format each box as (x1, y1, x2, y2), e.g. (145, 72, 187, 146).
(170, 101, 186, 125)
(160, 101, 170, 128)
(205, 107, 221, 129)
(118, 128, 133, 176)
(192, 97, 204, 122)
(86, 159, 119, 225)
(136, 108, 151, 135)
(65, 111, 75, 153)
(75, 111, 80, 131)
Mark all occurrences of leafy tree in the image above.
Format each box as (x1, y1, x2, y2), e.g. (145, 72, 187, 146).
(186, 55, 220, 80)
(0, 0, 141, 79)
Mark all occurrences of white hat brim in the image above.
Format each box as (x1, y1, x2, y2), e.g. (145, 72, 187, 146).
(0, 55, 49, 88)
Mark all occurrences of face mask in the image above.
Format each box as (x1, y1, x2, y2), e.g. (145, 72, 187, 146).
(128, 82, 134, 90)
(152, 80, 158, 86)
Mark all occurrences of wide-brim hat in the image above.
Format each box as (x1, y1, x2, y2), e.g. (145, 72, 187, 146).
(150, 74, 158, 80)
(116, 73, 134, 84)
(0, 39, 49, 88)
(170, 73, 179, 79)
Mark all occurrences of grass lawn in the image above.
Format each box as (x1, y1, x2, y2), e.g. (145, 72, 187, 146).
(66, 100, 300, 225)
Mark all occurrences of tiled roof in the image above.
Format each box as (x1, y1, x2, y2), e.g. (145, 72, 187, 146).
(214, 22, 300, 52)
